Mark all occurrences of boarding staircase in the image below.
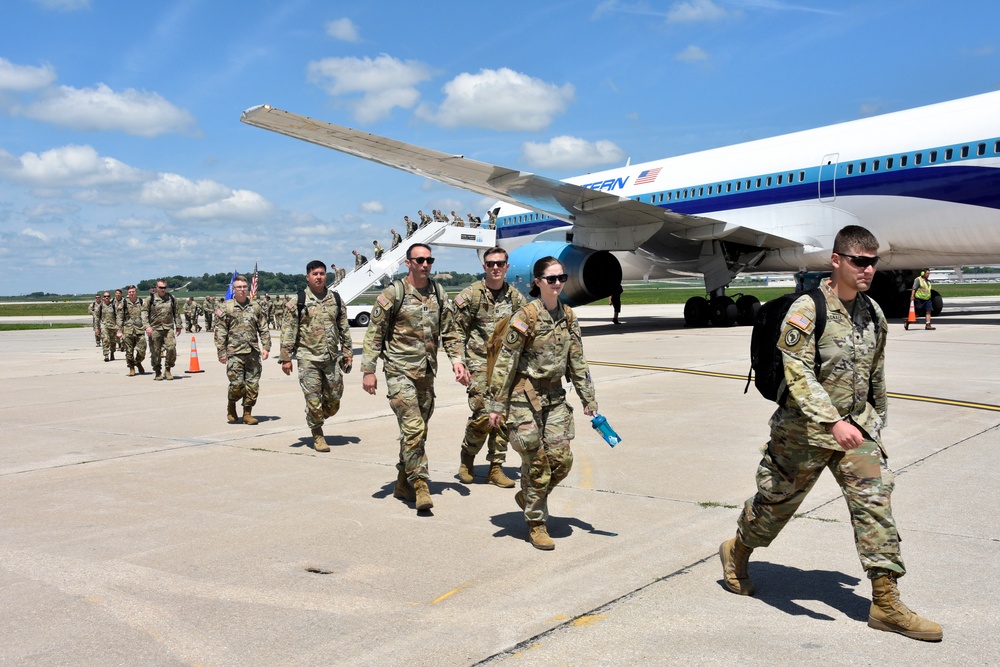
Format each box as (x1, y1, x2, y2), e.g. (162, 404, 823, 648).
(337, 222, 496, 325)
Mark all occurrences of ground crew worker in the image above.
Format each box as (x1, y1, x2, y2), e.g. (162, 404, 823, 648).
(117, 285, 147, 376)
(373, 239, 385, 260)
(215, 275, 271, 425)
(444, 246, 526, 488)
(719, 224, 942, 642)
(362, 243, 452, 512)
(906, 268, 936, 330)
(279, 261, 352, 452)
(488, 256, 597, 550)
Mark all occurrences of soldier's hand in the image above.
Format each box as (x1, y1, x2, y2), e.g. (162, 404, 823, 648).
(219, 356, 227, 364)
(362, 372, 378, 395)
(489, 412, 503, 428)
(145, 327, 152, 336)
(261, 350, 269, 361)
(281, 360, 293, 376)
(117, 332, 123, 339)
(340, 357, 352, 373)
(453, 362, 470, 386)
(830, 420, 864, 450)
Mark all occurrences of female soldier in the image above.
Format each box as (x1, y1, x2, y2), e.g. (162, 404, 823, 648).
(488, 256, 598, 550)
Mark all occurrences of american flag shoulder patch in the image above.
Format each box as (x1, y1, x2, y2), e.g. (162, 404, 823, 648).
(786, 312, 812, 331)
(510, 317, 529, 335)
(376, 294, 391, 308)
(454, 293, 466, 308)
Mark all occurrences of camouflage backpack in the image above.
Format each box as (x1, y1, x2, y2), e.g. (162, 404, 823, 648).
(484, 300, 575, 382)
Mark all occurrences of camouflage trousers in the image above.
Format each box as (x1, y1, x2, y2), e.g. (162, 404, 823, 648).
(387, 373, 435, 483)
(297, 358, 344, 428)
(737, 435, 905, 578)
(462, 372, 508, 463)
(204, 312, 213, 331)
(148, 328, 177, 371)
(506, 393, 575, 524)
(120, 329, 147, 367)
(227, 352, 263, 407)
(184, 314, 194, 332)
(100, 324, 117, 358)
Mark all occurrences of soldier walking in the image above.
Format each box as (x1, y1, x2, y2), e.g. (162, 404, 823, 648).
(444, 247, 526, 488)
(94, 291, 118, 362)
(362, 243, 452, 512)
(279, 261, 353, 452)
(145, 280, 182, 381)
(117, 285, 147, 376)
(215, 275, 271, 425)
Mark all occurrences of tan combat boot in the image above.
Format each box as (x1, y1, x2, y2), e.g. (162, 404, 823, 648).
(311, 426, 329, 452)
(412, 479, 433, 511)
(135, 361, 145, 375)
(164, 368, 173, 380)
(393, 470, 415, 502)
(515, 489, 526, 510)
(719, 536, 755, 596)
(242, 406, 258, 425)
(227, 401, 239, 424)
(154, 370, 163, 381)
(458, 451, 475, 484)
(128, 366, 135, 377)
(868, 575, 943, 641)
(488, 462, 515, 488)
(528, 522, 554, 550)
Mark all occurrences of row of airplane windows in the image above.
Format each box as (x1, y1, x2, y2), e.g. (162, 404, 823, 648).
(499, 139, 1000, 225)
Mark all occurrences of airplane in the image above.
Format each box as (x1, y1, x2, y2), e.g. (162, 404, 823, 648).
(241, 90, 1000, 325)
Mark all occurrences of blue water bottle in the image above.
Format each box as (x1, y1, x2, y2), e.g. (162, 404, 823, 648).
(591, 413, 621, 447)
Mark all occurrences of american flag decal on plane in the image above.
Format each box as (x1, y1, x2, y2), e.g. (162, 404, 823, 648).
(635, 167, 662, 185)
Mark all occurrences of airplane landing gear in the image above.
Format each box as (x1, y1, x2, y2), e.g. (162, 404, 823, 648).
(683, 293, 760, 327)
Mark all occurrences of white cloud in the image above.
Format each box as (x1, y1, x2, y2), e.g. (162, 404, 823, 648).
(0, 145, 144, 187)
(21, 228, 50, 242)
(420, 68, 574, 131)
(360, 200, 385, 213)
(326, 18, 360, 43)
(521, 136, 626, 170)
(306, 54, 430, 123)
(32, 0, 90, 9)
(667, 0, 730, 23)
(140, 173, 231, 209)
(0, 58, 57, 91)
(177, 190, 275, 221)
(21, 83, 196, 136)
(675, 45, 710, 62)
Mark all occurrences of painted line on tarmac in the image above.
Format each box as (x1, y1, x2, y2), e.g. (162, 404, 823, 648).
(589, 360, 1000, 413)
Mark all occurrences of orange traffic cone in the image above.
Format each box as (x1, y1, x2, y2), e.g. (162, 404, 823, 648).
(904, 299, 917, 330)
(186, 336, 204, 373)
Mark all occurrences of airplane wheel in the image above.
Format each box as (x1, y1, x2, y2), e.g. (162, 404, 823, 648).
(355, 311, 371, 327)
(930, 290, 943, 316)
(735, 295, 761, 325)
(710, 296, 738, 327)
(683, 296, 710, 327)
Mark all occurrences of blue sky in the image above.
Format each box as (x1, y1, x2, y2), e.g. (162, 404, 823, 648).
(1, 0, 998, 295)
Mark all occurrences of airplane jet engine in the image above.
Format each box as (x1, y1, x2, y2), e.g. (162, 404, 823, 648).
(505, 241, 623, 307)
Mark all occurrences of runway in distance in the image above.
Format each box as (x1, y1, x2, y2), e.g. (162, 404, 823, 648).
(241, 90, 1000, 325)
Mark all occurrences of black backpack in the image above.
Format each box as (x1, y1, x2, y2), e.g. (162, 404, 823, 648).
(745, 288, 878, 404)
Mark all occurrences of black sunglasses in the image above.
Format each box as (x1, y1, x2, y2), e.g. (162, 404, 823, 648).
(408, 256, 435, 265)
(484, 260, 507, 268)
(541, 273, 569, 284)
(836, 252, 880, 268)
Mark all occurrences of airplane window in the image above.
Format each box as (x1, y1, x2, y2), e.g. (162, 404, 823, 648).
(945, 148, 953, 160)
(745, 180, 751, 189)
(915, 153, 922, 165)
(798, 171, 805, 182)
(754, 178, 760, 188)
(726, 183, 732, 192)
(777, 174, 783, 185)
(766, 176, 772, 187)
(873, 160, 879, 172)
(699, 187, 704, 196)
(788, 172, 794, 183)
(860, 162, 866, 173)
(995, 140, 1000, 153)
(667, 192, 672, 201)
(846, 164, 854, 175)
(961, 146, 969, 158)
(929, 150, 937, 163)
(886, 157, 893, 169)
(977, 143, 985, 156)
(900, 155, 908, 167)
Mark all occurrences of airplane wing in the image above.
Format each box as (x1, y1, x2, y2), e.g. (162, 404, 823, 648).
(240, 105, 801, 252)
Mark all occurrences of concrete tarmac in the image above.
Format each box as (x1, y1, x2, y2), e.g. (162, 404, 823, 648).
(1, 299, 998, 666)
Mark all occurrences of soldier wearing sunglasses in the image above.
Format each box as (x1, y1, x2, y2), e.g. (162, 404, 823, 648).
(443, 247, 527, 489)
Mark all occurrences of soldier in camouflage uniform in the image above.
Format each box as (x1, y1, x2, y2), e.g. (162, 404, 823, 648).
(215, 276, 271, 425)
(444, 247, 527, 488)
(720, 225, 942, 642)
(94, 292, 118, 362)
(112, 289, 127, 352)
(488, 257, 597, 551)
(88, 294, 102, 347)
(117, 285, 147, 376)
(145, 280, 182, 381)
(183, 297, 196, 333)
(203, 295, 215, 332)
(390, 229, 402, 250)
(362, 243, 452, 512)
(280, 261, 352, 452)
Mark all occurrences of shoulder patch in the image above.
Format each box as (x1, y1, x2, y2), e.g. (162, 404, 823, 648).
(505, 328, 520, 345)
(509, 317, 529, 335)
(376, 294, 391, 309)
(783, 328, 802, 348)
(786, 311, 812, 332)
(453, 293, 466, 308)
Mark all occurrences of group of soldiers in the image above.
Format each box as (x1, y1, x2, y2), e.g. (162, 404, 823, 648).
(401, 208, 497, 239)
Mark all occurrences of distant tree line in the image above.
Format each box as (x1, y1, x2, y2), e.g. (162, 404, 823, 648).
(135, 270, 485, 295)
